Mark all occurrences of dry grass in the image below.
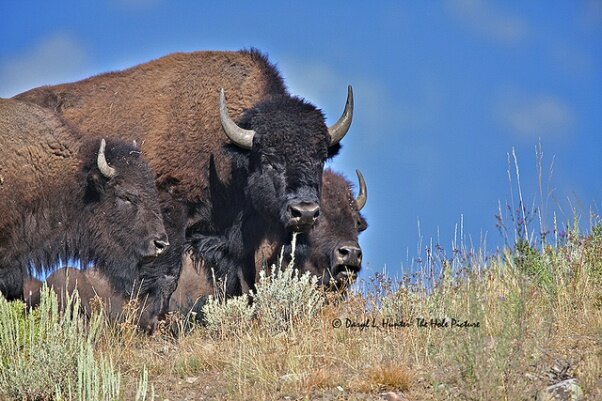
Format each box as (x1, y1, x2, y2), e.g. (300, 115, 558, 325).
(1, 223, 601, 400)
(351, 364, 413, 392)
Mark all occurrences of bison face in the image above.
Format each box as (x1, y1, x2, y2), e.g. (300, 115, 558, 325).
(136, 273, 178, 334)
(84, 139, 169, 270)
(220, 88, 353, 234)
(245, 147, 325, 234)
(239, 97, 329, 232)
(242, 96, 329, 233)
(302, 170, 368, 291)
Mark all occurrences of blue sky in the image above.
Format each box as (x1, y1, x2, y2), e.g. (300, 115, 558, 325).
(1, 1, 601, 280)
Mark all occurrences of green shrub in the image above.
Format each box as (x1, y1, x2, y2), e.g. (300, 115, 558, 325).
(253, 264, 324, 334)
(203, 293, 255, 335)
(0, 285, 152, 401)
(202, 236, 325, 335)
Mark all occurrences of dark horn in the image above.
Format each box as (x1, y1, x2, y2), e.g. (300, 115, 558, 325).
(97, 139, 116, 179)
(219, 88, 255, 150)
(355, 169, 367, 210)
(328, 85, 354, 145)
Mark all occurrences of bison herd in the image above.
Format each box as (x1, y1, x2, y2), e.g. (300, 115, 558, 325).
(1, 49, 368, 332)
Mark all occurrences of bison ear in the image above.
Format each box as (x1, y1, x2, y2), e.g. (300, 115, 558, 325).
(85, 170, 108, 199)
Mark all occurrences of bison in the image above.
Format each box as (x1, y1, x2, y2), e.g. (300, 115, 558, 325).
(24, 267, 172, 330)
(23, 277, 42, 309)
(172, 169, 368, 315)
(0, 98, 168, 331)
(15, 49, 353, 302)
(34, 169, 369, 321)
(293, 168, 368, 290)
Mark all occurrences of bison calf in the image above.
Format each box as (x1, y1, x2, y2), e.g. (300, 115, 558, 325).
(47, 268, 124, 321)
(0, 99, 168, 331)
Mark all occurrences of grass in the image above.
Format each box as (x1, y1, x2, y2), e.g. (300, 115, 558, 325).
(0, 285, 153, 401)
(1, 220, 601, 400)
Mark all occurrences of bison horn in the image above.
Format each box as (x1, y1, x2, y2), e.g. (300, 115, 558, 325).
(219, 88, 255, 150)
(97, 138, 116, 179)
(355, 169, 367, 211)
(328, 85, 354, 146)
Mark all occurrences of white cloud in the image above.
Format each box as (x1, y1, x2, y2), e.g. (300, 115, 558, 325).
(493, 88, 575, 140)
(445, 0, 529, 44)
(0, 33, 89, 97)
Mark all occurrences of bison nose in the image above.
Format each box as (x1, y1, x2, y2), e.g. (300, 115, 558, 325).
(153, 237, 170, 256)
(288, 202, 320, 231)
(334, 243, 362, 269)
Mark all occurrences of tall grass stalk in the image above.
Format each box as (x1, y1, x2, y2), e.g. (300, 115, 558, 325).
(0, 285, 153, 401)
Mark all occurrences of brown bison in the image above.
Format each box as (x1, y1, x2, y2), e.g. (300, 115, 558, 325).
(0, 98, 168, 331)
(24, 267, 170, 331)
(23, 270, 123, 320)
(15, 49, 353, 302)
(23, 277, 42, 309)
(295, 169, 368, 289)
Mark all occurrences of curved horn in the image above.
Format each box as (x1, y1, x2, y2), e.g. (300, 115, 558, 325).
(328, 85, 354, 146)
(219, 88, 255, 150)
(355, 169, 367, 211)
(97, 138, 116, 179)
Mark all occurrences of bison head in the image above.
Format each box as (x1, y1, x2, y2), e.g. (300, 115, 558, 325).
(302, 169, 368, 290)
(219, 87, 353, 234)
(83, 139, 169, 291)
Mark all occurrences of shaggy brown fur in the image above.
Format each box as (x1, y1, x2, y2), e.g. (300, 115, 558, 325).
(15, 50, 286, 202)
(45, 268, 125, 321)
(0, 98, 168, 331)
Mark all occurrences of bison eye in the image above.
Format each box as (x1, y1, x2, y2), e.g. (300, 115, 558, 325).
(262, 155, 282, 171)
(117, 195, 134, 205)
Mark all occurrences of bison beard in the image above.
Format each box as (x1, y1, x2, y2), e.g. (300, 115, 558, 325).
(0, 99, 168, 332)
(14, 49, 353, 302)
